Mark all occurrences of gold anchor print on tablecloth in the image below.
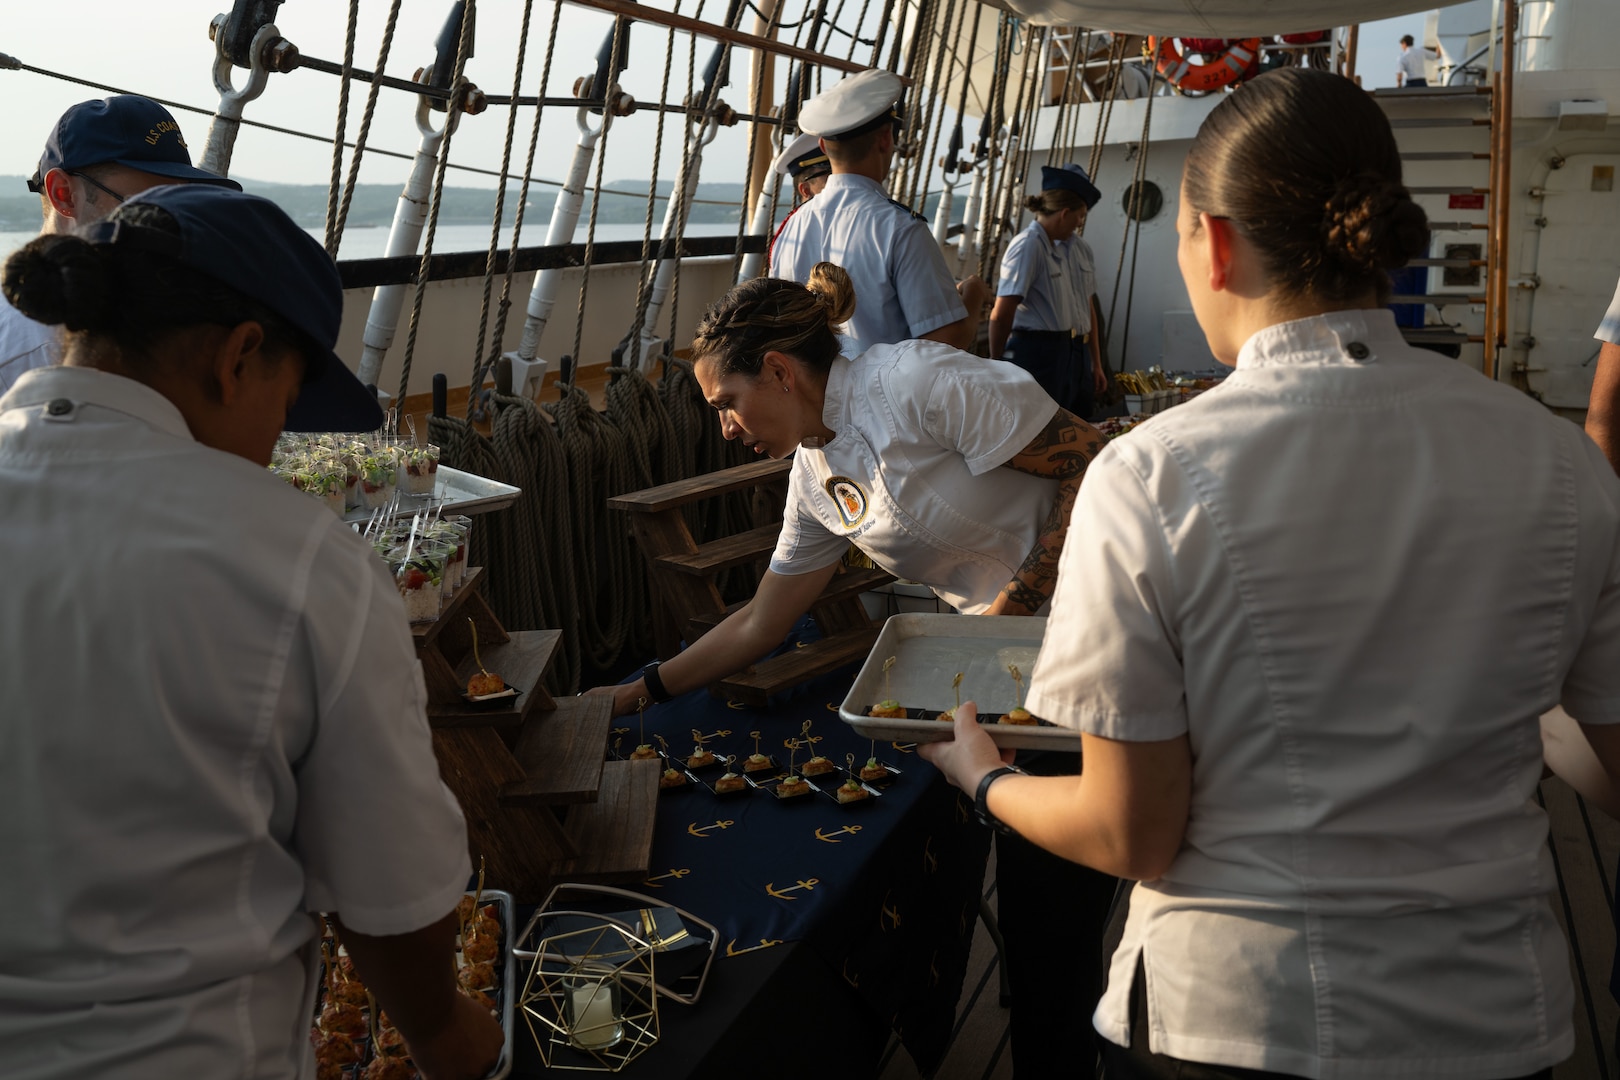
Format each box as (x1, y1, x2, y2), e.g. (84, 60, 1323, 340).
(724, 937, 782, 957)
(814, 824, 863, 844)
(825, 700, 840, 712)
(928, 949, 941, 988)
(765, 878, 820, 900)
(686, 820, 734, 838)
(842, 958, 860, 988)
(879, 888, 902, 931)
(725, 699, 747, 710)
(923, 835, 938, 874)
(641, 868, 690, 888)
(890, 741, 916, 754)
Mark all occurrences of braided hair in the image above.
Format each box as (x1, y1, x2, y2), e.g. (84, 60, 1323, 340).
(691, 262, 857, 378)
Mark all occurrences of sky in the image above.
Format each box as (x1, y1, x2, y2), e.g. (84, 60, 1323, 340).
(1, 2, 1430, 192)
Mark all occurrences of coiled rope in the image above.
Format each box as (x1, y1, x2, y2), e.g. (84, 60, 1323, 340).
(545, 384, 648, 679)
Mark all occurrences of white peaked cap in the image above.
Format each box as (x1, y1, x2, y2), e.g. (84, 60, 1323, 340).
(771, 132, 829, 177)
(797, 68, 903, 139)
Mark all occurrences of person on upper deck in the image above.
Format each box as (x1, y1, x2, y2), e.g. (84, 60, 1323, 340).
(990, 163, 1109, 420)
(1396, 33, 1431, 87)
(0, 185, 501, 1080)
(922, 67, 1620, 1080)
(770, 69, 987, 356)
(0, 95, 240, 395)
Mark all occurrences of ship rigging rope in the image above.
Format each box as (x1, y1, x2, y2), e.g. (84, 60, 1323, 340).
(467, 0, 540, 405)
(394, 0, 479, 411)
(1106, 69, 1157, 371)
(665, 0, 721, 356)
(983, 22, 1042, 282)
(1087, 35, 1128, 180)
(569, 7, 629, 366)
(470, 0, 565, 411)
(3, 60, 749, 209)
(730, 0, 779, 283)
(912, 0, 965, 217)
(626, 0, 686, 358)
(323, 0, 361, 256)
(328, 0, 405, 253)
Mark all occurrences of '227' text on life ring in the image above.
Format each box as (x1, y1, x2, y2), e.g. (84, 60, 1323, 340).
(1147, 37, 1263, 93)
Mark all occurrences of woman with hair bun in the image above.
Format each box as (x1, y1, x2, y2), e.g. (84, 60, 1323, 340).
(605, 259, 1107, 711)
(989, 163, 1108, 419)
(0, 185, 502, 1079)
(924, 67, 1620, 1079)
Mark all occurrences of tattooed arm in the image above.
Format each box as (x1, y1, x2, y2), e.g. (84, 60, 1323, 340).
(982, 408, 1105, 616)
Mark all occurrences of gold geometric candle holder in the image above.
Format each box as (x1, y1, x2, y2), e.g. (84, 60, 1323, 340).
(520, 913, 659, 1072)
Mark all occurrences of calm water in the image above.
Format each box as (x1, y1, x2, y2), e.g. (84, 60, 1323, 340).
(0, 221, 749, 264)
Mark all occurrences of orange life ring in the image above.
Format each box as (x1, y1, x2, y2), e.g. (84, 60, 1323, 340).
(1148, 36, 1263, 93)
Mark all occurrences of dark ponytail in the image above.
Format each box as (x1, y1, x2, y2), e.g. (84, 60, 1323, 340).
(1182, 67, 1429, 304)
(2, 234, 119, 334)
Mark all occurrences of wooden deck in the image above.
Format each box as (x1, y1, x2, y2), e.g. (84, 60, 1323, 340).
(880, 779, 1620, 1079)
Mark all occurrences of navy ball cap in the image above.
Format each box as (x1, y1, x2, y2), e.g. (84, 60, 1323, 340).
(89, 185, 381, 433)
(28, 96, 241, 194)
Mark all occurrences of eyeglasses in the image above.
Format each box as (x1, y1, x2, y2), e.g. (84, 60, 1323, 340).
(66, 170, 128, 205)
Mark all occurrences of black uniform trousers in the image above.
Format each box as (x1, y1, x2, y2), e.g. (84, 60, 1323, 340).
(1004, 329, 1096, 421)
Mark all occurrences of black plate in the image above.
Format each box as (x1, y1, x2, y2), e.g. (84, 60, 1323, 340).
(814, 776, 882, 807)
(853, 760, 901, 787)
(758, 775, 816, 801)
(460, 686, 523, 711)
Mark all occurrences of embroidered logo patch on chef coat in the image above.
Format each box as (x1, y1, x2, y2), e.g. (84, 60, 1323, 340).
(825, 476, 869, 529)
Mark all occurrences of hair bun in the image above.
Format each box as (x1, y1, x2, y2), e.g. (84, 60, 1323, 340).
(1322, 173, 1430, 275)
(806, 261, 857, 330)
(1, 234, 117, 332)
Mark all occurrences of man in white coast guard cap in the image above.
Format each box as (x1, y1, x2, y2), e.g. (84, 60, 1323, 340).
(770, 68, 986, 356)
(766, 132, 833, 264)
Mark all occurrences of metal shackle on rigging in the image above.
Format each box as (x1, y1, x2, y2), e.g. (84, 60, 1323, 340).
(202, 0, 288, 176)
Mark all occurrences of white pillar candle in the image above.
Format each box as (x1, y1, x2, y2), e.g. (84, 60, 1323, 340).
(566, 978, 623, 1051)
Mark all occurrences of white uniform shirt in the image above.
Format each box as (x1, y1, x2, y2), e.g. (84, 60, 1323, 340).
(996, 219, 1096, 335)
(770, 173, 967, 356)
(1597, 274, 1620, 344)
(1027, 310, 1620, 1079)
(769, 339, 1058, 613)
(0, 289, 59, 395)
(0, 367, 472, 1080)
(1396, 46, 1429, 82)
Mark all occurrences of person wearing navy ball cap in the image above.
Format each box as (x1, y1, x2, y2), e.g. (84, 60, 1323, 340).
(0, 185, 502, 1079)
(990, 162, 1108, 420)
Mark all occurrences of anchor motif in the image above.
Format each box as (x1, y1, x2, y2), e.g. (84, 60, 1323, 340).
(824, 701, 840, 712)
(890, 741, 916, 754)
(765, 878, 820, 900)
(929, 950, 941, 987)
(726, 700, 748, 710)
(842, 958, 860, 988)
(686, 820, 734, 838)
(879, 889, 902, 931)
(642, 868, 690, 888)
(814, 824, 864, 844)
(923, 836, 938, 874)
(725, 937, 783, 957)
(954, 796, 971, 824)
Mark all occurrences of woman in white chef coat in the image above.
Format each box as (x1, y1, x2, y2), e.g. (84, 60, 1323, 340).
(989, 163, 1108, 420)
(923, 67, 1620, 1080)
(0, 185, 502, 1079)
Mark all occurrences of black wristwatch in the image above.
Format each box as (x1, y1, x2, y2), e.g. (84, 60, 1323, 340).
(640, 660, 673, 704)
(973, 765, 1027, 835)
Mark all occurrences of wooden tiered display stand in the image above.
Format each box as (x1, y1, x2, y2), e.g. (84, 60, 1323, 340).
(609, 458, 895, 706)
(414, 568, 657, 902)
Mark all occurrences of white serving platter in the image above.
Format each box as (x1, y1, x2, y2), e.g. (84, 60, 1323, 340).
(838, 613, 1082, 751)
(341, 465, 521, 524)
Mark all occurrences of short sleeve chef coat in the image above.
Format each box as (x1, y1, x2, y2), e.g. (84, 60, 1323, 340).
(768, 339, 1059, 613)
(0, 290, 59, 395)
(0, 367, 472, 1079)
(1597, 274, 1620, 345)
(770, 173, 967, 357)
(1027, 310, 1620, 1079)
(996, 219, 1096, 335)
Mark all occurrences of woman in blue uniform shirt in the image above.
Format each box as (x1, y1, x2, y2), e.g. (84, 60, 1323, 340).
(989, 164, 1108, 420)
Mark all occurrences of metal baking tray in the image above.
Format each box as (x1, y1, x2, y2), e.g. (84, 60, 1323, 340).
(480, 887, 517, 1080)
(340, 466, 521, 525)
(838, 613, 1082, 751)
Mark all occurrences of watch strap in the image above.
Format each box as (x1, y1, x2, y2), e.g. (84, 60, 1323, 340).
(641, 661, 672, 704)
(973, 765, 1025, 835)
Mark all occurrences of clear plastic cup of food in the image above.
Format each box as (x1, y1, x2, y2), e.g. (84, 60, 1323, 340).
(396, 549, 445, 623)
(358, 450, 398, 511)
(398, 443, 440, 497)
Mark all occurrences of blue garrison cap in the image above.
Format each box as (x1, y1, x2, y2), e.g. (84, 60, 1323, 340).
(27, 96, 241, 194)
(87, 185, 381, 433)
(1040, 163, 1101, 210)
